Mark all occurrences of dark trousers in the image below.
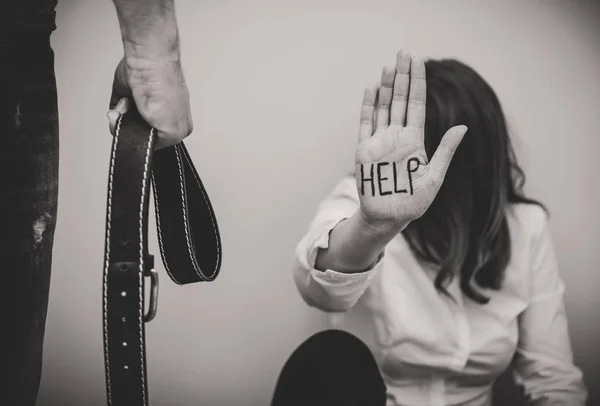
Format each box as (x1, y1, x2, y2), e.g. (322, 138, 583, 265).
(1, 1, 59, 404)
(271, 329, 388, 406)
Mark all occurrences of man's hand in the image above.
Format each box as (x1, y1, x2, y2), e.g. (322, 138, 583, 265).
(107, 0, 193, 150)
(107, 56, 193, 149)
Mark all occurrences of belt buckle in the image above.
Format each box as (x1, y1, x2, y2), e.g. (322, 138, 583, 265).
(143, 267, 159, 323)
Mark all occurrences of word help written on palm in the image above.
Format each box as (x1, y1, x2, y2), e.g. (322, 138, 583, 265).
(355, 51, 468, 227)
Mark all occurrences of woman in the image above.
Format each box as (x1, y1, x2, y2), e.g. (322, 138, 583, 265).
(271, 51, 588, 406)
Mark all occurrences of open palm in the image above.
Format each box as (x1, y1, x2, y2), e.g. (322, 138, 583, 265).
(355, 51, 467, 226)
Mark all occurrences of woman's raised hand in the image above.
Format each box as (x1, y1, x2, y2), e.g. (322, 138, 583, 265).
(355, 50, 467, 228)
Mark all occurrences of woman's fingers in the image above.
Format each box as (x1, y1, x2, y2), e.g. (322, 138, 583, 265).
(429, 125, 468, 180)
(359, 86, 378, 142)
(390, 50, 411, 126)
(406, 57, 427, 131)
(359, 52, 427, 143)
(107, 97, 130, 135)
(376, 66, 396, 130)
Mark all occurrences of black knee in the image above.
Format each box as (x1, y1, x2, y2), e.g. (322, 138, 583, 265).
(271, 329, 386, 406)
(293, 329, 375, 368)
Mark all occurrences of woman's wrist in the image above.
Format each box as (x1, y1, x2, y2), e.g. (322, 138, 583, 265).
(356, 210, 408, 239)
(316, 211, 407, 274)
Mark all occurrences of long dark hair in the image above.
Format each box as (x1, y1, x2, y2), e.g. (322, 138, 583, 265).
(402, 59, 545, 304)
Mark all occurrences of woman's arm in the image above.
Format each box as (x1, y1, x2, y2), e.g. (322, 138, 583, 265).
(294, 51, 465, 313)
(292, 175, 405, 312)
(512, 207, 588, 405)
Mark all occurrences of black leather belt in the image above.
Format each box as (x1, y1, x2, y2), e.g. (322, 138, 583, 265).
(102, 110, 222, 405)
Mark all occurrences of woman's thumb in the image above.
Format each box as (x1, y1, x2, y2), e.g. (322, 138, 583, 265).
(428, 125, 468, 179)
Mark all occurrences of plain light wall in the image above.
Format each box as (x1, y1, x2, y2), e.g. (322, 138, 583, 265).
(39, 0, 599, 404)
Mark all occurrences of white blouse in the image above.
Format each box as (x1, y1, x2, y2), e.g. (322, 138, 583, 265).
(292, 175, 587, 406)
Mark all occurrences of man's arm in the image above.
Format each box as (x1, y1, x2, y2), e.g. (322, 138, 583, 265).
(112, 0, 180, 61)
(107, 0, 193, 149)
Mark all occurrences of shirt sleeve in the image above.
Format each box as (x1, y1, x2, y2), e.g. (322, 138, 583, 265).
(512, 207, 588, 405)
(291, 175, 384, 313)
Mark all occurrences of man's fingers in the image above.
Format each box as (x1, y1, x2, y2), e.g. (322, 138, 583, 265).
(114, 97, 130, 115)
(429, 125, 468, 179)
(153, 130, 180, 150)
(107, 111, 120, 136)
(406, 57, 427, 130)
(376, 65, 395, 129)
(106, 97, 130, 136)
(390, 50, 411, 126)
(359, 85, 378, 142)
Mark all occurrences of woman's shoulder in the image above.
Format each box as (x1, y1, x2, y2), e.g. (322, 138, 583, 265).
(506, 202, 549, 243)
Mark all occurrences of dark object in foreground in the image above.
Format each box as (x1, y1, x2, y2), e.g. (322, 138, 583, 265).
(102, 110, 222, 406)
(271, 329, 388, 406)
(271, 329, 528, 406)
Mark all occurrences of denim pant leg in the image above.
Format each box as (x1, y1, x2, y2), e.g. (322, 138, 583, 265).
(0, 4, 59, 404)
